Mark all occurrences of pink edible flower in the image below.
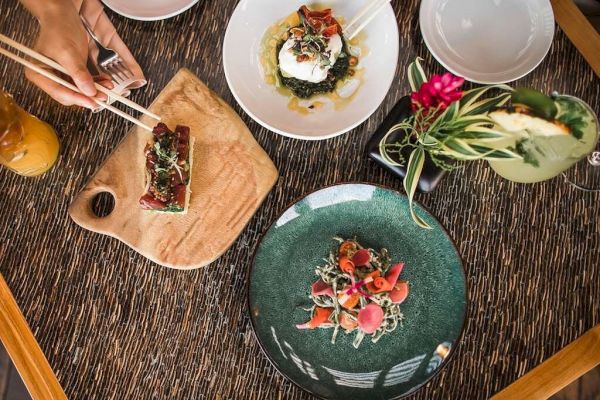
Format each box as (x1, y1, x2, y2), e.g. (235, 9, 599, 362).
(311, 279, 334, 297)
(411, 73, 465, 113)
(343, 279, 373, 300)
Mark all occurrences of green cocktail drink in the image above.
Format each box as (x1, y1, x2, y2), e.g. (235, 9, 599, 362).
(487, 93, 599, 183)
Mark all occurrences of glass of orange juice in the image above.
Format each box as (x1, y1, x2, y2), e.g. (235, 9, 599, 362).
(0, 89, 59, 177)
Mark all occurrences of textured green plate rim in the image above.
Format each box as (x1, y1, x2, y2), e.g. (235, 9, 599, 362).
(246, 182, 469, 399)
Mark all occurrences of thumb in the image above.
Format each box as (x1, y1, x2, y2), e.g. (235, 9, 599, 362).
(58, 51, 96, 97)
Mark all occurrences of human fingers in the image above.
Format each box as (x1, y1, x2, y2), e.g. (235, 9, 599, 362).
(25, 67, 98, 109)
(54, 50, 97, 97)
(92, 78, 116, 102)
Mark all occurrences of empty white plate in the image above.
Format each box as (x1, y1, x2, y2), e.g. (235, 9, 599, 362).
(101, 0, 197, 21)
(420, 0, 555, 84)
(223, 0, 399, 140)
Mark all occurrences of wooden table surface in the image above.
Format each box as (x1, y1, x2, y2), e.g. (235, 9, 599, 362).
(0, 1, 599, 399)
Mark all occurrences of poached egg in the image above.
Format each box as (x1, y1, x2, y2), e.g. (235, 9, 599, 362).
(278, 33, 343, 83)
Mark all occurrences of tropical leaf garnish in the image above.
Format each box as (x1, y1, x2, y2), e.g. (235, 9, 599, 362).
(379, 59, 522, 228)
(403, 148, 430, 229)
(407, 57, 427, 93)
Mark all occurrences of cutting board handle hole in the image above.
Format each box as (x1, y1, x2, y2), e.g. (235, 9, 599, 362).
(91, 192, 115, 218)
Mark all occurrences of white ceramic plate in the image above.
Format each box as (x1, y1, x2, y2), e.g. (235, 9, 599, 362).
(101, 0, 198, 21)
(223, 0, 399, 140)
(420, 0, 555, 84)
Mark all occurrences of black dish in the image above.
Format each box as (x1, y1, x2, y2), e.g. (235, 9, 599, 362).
(366, 96, 447, 193)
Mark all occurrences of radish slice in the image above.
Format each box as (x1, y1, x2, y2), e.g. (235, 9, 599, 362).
(385, 263, 404, 287)
(296, 307, 333, 329)
(311, 279, 334, 297)
(357, 303, 384, 334)
(390, 281, 409, 304)
(352, 249, 371, 266)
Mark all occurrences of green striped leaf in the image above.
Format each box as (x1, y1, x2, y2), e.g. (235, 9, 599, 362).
(459, 87, 488, 108)
(439, 122, 485, 134)
(469, 144, 522, 159)
(403, 148, 431, 229)
(439, 138, 495, 160)
(439, 148, 482, 160)
(429, 101, 460, 132)
(454, 131, 503, 140)
(442, 138, 479, 156)
(420, 134, 439, 146)
(378, 125, 405, 166)
(457, 126, 514, 141)
(440, 115, 492, 132)
(459, 84, 512, 114)
(408, 57, 427, 92)
(463, 92, 512, 116)
(440, 139, 522, 160)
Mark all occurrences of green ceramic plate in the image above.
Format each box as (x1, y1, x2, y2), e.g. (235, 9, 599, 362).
(248, 183, 467, 399)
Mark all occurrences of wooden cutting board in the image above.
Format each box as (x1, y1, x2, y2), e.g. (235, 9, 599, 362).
(69, 69, 278, 269)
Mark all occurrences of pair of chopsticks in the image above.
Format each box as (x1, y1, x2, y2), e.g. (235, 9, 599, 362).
(0, 33, 159, 132)
(345, 0, 392, 40)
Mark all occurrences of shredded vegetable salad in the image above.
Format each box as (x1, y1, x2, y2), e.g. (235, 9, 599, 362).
(296, 237, 410, 348)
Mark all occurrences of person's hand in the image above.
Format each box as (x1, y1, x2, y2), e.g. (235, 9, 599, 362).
(23, 1, 111, 109)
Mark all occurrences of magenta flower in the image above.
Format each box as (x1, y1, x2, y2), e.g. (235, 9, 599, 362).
(411, 73, 465, 113)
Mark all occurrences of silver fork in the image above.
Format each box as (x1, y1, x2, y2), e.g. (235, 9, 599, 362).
(79, 15, 133, 85)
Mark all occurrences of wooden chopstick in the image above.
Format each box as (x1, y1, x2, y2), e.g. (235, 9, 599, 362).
(0, 273, 67, 400)
(345, 0, 385, 32)
(347, 0, 391, 40)
(0, 33, 160, 122)
(0, 46, 154, 132)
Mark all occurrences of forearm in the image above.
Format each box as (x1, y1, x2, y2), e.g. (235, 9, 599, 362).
(18, 0, 78, 24)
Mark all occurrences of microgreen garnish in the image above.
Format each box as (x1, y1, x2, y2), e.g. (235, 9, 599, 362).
(286, 6, 341, 69)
